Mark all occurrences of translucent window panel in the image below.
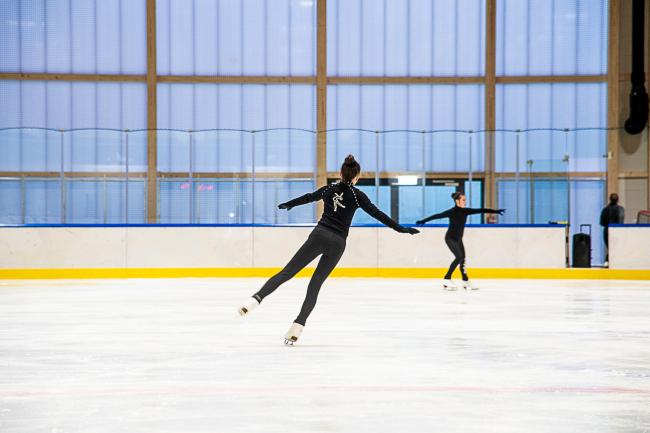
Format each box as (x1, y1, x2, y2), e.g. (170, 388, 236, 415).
(253, 130, 316, 173)
(496, 0, 608, 75)
(399, 185, 425, 225)
(424, 184, 458, 217)
(497, 177, 605, 264)
(0, 0, 146, 73)
(497, 178, 569, 224)
(0, 128, 62, 172)
(65, 179, 146, 224)
(328, 0, 485, 76)
(157, 178, 314, 224)
(156, 0, 315, 75)
(158, 179, 253, 224)
(24, 179, 61, 223)
(327, 85, 484, 172)
(0, 81, 147, 171)
(415, 183, 484, 224)
(102, 179, 145, 223)
(157, 84, 315, 172)
(0, 180, 21, 224)
(495, 83, 607, 173)
(464, 180, 484, 223)
(66, 180, 105, 224)
(252, 180, 316, 224)
(351, 185, 391, 225)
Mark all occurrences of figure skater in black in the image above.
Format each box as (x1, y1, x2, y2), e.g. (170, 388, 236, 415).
(238, 155, 419, 344)
(416, 192, 504, 290)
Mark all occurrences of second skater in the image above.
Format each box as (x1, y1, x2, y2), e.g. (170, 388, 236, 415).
(416, 192, 505, 290)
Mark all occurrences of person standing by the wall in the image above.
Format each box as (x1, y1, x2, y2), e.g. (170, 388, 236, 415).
(600, 193, 625, 265)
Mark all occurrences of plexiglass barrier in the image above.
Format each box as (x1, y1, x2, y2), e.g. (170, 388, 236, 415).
(0, 127, 609, 239)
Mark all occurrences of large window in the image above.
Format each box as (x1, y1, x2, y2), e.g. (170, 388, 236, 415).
(327, 84, 484, 173)
(497, 0, 608, 76)
(328, 0, 485, 76)
(0, 0, 612, 261)
(157, 0, 315, 76)
(494, 0, 609, 264)
(0, 0, 146, 73)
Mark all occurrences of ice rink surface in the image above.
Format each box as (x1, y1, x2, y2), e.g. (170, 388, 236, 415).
(1, 277, 649, 433)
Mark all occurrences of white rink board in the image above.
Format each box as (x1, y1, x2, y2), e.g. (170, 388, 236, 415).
(0, 226, 566, 269)
(609, 226, 650, 270)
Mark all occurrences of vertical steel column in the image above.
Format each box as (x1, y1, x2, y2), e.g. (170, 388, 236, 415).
(251, 130, 256, 225)
(20, 175, 25, 224)
(103, 175, 107, 224)
(564, 129, 571, 227)
(125, 130, 130, 224)
(375, 131, 380, 203)
(60, 129, 66, 223)
(421, 131, 426, 215)
(528, 159, 534, 224)
(468, 131, 473, 206)
(515, 131, 520, 223)
(189, 130, 194, 224)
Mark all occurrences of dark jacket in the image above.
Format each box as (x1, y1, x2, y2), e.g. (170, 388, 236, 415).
(600, 204, 625, 227)
(281, 182, 406, 238)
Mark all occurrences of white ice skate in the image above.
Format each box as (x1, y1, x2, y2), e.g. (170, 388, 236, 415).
(237, 297, 260, 316)
(283, 322, 304, 345)
(442, 279, 459, 290)
(461, 280, 479, 290)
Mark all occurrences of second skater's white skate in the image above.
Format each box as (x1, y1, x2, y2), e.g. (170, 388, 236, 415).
(461, 280, 479, 290)
(442, 279, 459, 290)
(284, 322, 304, 345)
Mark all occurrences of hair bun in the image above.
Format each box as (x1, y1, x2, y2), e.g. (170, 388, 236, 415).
(344, 154, 356, 166)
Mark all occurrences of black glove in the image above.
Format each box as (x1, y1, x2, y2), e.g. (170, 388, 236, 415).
(399, 227, 420, 235)
(278, 203, 292, 211)
(415, 220, 425, 226)
(497, 209, 506, 215)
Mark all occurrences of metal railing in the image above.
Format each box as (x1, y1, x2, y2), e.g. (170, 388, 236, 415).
(0, 126, 615, 226)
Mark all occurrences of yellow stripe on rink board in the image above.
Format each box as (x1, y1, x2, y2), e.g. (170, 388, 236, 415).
(0, 267, 649, 280)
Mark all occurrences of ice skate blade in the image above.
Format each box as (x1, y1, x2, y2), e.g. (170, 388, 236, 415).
(284, 338, 296, 346)
(443, 285, 458, 291)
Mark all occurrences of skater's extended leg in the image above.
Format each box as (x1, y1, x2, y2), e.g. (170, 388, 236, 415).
(444, 237, 464, 280)
(444, 258, 460, 280)
(294, 234, 346, 326)
(254, 231, 324, 301)
(459, 240, 468, 281)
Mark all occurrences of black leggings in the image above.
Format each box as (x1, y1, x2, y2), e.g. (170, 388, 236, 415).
(444, 236, 468, 281)
(254, 227, 346, 326)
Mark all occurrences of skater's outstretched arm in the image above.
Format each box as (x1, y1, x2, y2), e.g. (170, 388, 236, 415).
(357, 190, 419, 234)
(464, 208, 506, 216)
(416, 209, 453, 225)
(278, 185, 329, 210)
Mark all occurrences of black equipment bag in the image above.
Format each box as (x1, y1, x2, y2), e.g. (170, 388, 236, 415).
(572, 224, 592, 268)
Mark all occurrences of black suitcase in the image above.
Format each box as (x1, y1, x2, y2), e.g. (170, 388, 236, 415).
(572, 224, 592, 268)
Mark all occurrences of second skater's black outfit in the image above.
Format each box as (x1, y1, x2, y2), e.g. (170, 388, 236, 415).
(254, 182, 416, 326)
(417, 206, 502, 281)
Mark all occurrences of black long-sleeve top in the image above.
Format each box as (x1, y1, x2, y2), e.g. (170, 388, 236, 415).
(419, 206, 500, 240)
(281, 182, 404, 238)
(599, 204, 625, 227)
